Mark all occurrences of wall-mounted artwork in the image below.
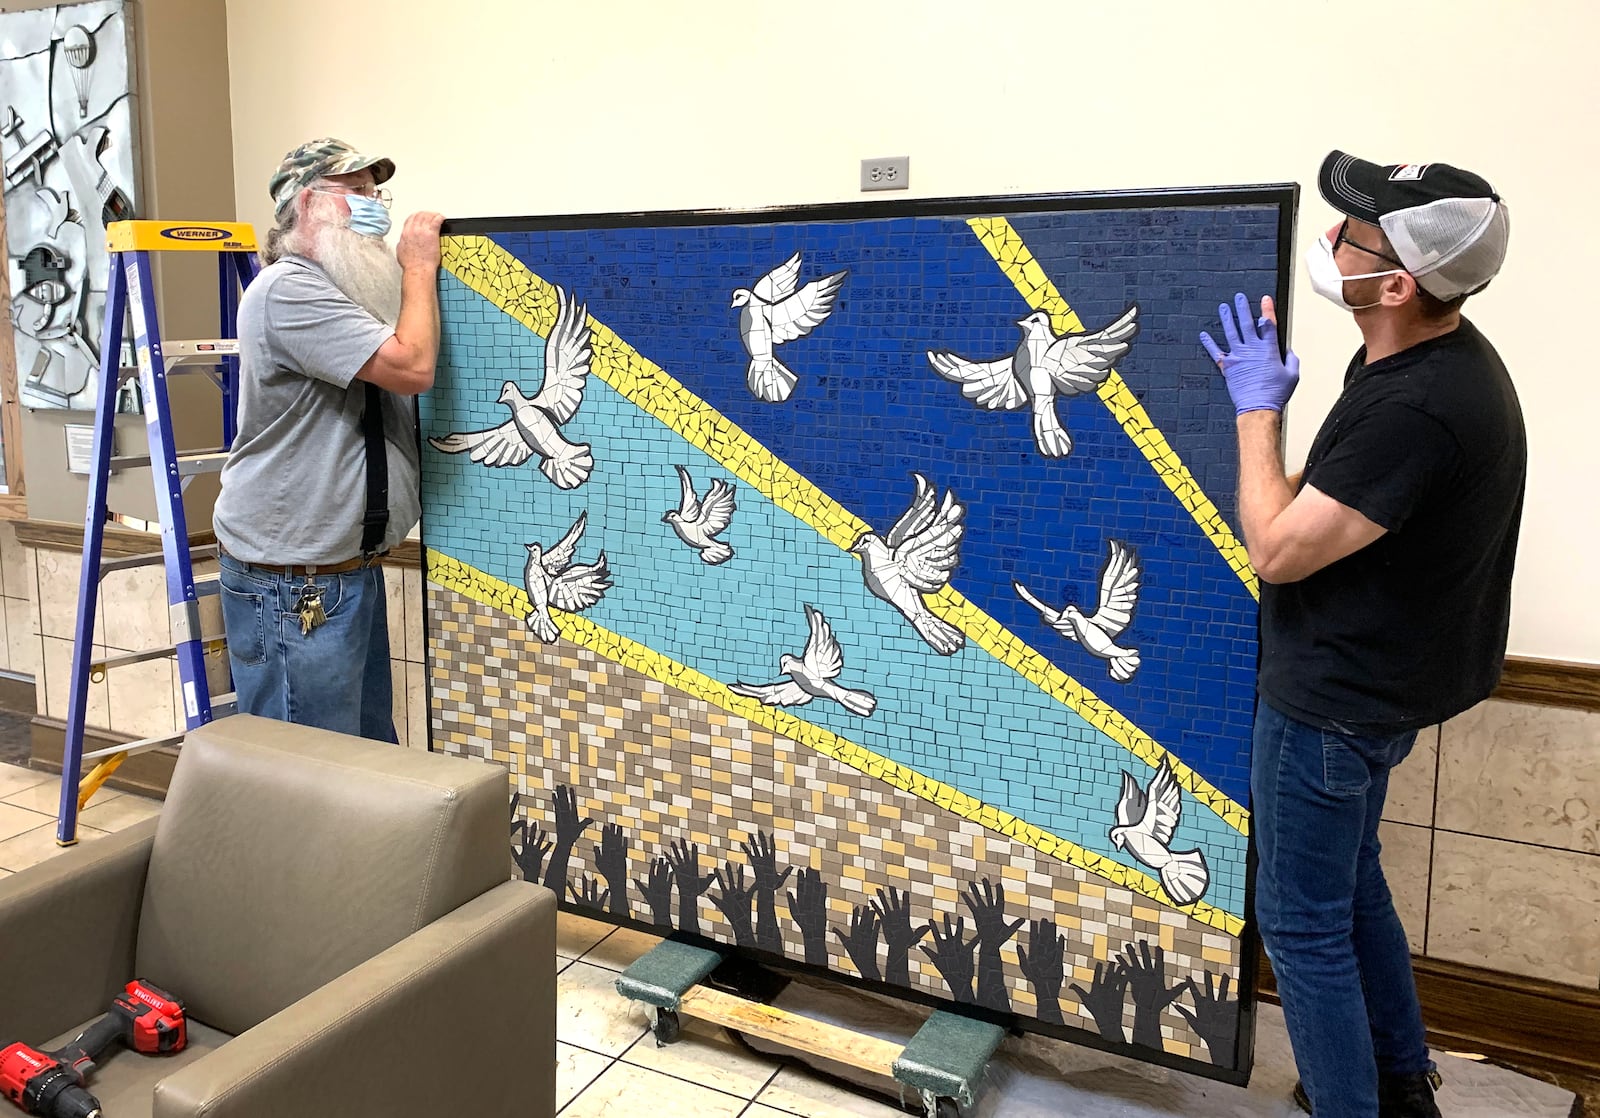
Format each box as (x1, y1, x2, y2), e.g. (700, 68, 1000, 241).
(420, 186, 1295, 1083)
(0, 0, 139, 424)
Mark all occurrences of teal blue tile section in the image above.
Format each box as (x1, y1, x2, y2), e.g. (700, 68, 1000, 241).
(420, 272, 1247, 918)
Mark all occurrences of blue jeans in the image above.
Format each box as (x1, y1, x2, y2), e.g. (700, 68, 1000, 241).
(218, 555, 397, 743)
(1252, 700, 1430, 1118)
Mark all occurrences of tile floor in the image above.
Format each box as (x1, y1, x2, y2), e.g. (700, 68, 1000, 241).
(4, 758, 1592, 1117)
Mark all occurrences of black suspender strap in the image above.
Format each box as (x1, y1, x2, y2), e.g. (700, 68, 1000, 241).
(360, 381, 389, 557)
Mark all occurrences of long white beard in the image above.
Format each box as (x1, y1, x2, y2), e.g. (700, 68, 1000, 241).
(309, 223, 403, 327)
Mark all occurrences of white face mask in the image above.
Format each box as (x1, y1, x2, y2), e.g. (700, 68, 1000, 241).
(1307, 235, 1404, 312)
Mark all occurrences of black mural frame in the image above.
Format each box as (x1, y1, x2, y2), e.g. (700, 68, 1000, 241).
(421, 182, 1300, 1088)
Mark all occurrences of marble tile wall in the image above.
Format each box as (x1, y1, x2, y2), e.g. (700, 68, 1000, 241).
(1378, 702, 1600, 990)
(9, 536, 429, 750)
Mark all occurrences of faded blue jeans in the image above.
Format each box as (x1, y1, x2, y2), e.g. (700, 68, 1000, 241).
(1252, 699, 1431, 1118)
(218, 554, 397, 743)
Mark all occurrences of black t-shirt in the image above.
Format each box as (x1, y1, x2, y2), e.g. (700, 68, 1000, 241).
(1259, 318, 1526, 732)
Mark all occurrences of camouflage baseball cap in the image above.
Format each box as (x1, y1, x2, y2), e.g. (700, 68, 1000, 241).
(269, 138, 395, 215)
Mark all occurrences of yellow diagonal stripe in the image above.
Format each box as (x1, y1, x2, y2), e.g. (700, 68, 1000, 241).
(440, 236, 1248, 843)
(967, 217, 1260, 600)
(429, 548, 1244, 937)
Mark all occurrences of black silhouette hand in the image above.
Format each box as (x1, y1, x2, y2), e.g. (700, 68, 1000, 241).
(543, 785, 593, 893)
(711, 861, 758, 946)
(786, 868, 830, 966)
(963, 878, 1024, 1012)
(667, 838, 715, 935)
(832, 904, 882, 981)
(919, 914, 978, 1004)
(513, 824, 554, 884)
(634, 855, 675, 928)
(593, 823, 631, 919)
(741, 830, 793, 952)
(1119, 941, 1186, 1049)
(570, 873, 609, 911)
(1017, 918, 1067, 1024)
(1176, 971, 1239, 1067)
(871, 886, 928, 986)
(1070, 961, 1129, 1044)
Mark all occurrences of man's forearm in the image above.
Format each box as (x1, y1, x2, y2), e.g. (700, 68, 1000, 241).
(395, 263, 440, 378)
(1237, 411, 1295, 563)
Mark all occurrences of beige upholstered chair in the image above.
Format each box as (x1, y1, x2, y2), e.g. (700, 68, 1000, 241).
(0, 714, 557, 1118)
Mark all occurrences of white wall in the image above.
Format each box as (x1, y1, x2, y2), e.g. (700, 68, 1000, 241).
(225, 0, 1600, 662)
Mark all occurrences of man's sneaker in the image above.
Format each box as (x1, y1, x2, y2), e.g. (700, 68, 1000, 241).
(1379, 1070, 1444, 1118)
(1291, 1069, 1441, 1117)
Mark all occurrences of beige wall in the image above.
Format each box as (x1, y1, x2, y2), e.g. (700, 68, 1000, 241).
(224, 0, 1600, 664)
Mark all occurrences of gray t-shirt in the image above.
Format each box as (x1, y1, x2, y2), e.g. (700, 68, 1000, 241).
(213, 256, 422, 565)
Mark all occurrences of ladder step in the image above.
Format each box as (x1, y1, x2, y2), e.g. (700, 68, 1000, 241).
(82, 732, 184, 763)
(162, 339, 239, 366)
(110, 448, 229, 475)
(91, 634, 226, 675)
(210, 694, 237, 718)
(98, 544, 219, 577)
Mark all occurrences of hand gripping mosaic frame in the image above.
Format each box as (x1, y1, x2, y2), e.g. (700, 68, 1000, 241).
(420, 184, 1298, 1084)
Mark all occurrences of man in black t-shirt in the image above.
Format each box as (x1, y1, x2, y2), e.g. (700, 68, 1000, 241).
(1200, 153, 1523, 1118)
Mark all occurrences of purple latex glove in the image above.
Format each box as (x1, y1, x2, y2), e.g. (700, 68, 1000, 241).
(1199, 293, 1300, 416)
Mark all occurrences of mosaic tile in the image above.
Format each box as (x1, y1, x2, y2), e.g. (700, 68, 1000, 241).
(420, 195, 1288, 1080)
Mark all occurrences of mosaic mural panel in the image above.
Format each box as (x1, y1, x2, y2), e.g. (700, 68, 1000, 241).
(420, 188, 1297, 1083)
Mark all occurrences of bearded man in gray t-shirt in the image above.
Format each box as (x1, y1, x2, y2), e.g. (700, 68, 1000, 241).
(212, 138, 443, 741)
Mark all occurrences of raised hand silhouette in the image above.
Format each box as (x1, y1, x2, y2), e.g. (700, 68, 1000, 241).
(786, 867, 830, 966)
(1017, 918, 1067, 1024)
(1069, 960, 1129, 1044)
(963, 878, 1025, 1012)
(544, 784, 594, 895)
(1176, 970, 1239, 1067)
(832, 904, 882, 980)
(1119, 940, 1186, 1049)
(667, 838, 716, 935)
(634, 854, 675, 928)
(570, 873, 609, 911)
(919, 914, 978, 1004)
(871, 885, 928, 987)
(593, 822, 631, 919)
(741, 830, 794, 952)
(711, 861, 758, 946)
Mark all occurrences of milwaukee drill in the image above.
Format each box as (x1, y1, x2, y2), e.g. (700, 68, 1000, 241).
(1, 980, 185, 1118)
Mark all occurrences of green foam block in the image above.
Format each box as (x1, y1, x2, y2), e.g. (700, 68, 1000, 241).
(892, 1011, 1006, 1105)
(614, 939, 724, 1009)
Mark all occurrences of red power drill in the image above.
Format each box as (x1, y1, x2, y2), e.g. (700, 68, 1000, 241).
(1, 980, 186, 1118)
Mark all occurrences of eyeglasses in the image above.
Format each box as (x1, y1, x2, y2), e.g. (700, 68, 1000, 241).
(313, 185, 392, 209)
(1333, 218, 1404, 268)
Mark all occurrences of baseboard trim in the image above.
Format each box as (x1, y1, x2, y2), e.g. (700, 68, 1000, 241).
(28, 715, 176, 800)
(1495, 656, 1600, 714)
(1257, 951, 1600, 1077)
(0, 672, 34, 714)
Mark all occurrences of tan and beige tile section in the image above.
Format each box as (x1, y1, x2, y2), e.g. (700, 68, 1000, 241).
(429, 588, 1240, 1059)
(0, 761, 155, 873)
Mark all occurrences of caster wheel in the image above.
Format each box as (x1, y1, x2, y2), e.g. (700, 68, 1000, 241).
(933, 1098, 959, 1118)
(652, 1007, 681, 1046)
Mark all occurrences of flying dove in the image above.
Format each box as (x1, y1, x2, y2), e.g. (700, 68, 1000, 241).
(850, 473, 965, 656)
(522, 511, 612, 643)
(927, 305, 1139, 457)
(730, 604, 877, 717)
(1013, 539, 1142, 681)
(663, 465, 737, 565)
(1109, 758, 1210, 907)
(429, 286, 596, 489)
(731, 252, 848, 403)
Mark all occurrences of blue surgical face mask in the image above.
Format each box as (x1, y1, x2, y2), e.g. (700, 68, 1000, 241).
(343, 194, 391, 238)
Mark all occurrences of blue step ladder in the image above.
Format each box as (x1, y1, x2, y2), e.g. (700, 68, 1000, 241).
(56, 220, 261, 844)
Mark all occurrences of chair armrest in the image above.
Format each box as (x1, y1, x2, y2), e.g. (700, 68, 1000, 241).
(0, 817, 157, 1043)
(153, 879, 558, 1118)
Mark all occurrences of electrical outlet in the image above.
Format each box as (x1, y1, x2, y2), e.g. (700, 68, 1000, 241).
(861, 156, 910, 192)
